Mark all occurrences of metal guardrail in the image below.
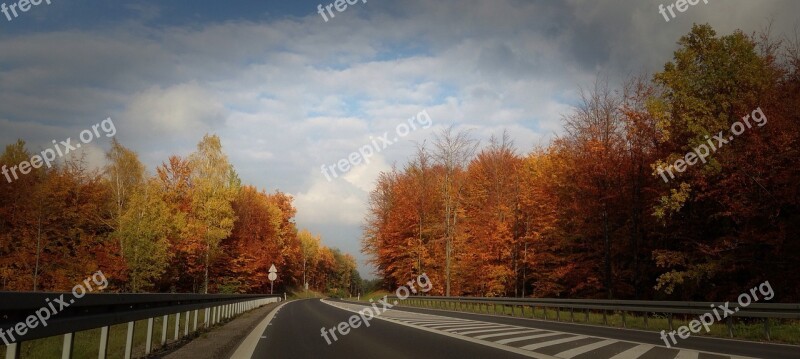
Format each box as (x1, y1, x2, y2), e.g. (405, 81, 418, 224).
(0, 292, 283, 359)
(391, 296, 800, 341)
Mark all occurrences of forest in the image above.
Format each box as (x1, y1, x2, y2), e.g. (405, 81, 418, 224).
(362, 25, 800, 301)
(0, 134, 360, 296)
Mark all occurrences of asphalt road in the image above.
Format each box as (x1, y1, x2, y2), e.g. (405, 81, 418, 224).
(243, 298, 532, 358)
(236, 299, 798, 359)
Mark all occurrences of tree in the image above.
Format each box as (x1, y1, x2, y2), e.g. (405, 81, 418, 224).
(431, 126, 478, 296)
(189, 134, 238, 293)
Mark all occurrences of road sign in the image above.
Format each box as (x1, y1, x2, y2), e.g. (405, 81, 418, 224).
(269, 264, 277, 294)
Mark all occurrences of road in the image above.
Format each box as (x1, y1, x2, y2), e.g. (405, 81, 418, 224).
(232, 299, 796, 359)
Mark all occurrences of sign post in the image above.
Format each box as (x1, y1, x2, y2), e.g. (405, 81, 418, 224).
(268, 264, 278, 294)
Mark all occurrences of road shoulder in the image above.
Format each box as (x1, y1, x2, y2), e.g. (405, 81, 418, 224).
(156, 301, 283, 359)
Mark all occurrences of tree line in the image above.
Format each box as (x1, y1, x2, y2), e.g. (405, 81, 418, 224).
(0, 134, 360, 295)
(362, 24, 800, 301)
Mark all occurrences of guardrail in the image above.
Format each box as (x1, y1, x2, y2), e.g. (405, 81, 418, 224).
(391, 296, 800, 341)
(0, 292, 283, 359)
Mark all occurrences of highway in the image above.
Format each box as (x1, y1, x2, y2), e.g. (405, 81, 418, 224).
(231, 299, 797, 359)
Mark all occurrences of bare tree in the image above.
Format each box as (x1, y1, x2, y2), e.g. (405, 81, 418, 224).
(432, 126, 479, 296)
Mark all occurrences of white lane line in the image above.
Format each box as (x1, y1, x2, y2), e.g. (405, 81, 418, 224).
(520, 335, 587, 351)
(556, 339, 617, 358)
(230, 300, 291, 359)
(674, 351, 699, 359)
(473, 330, 543, 340)
(319, 300, 559, 359)
(438, 324, 509, 332)
(458, 327, 522, 335)
(608, 344, 655, 359)
(496, 332, 564, 345)
(402, 321, 475, 327)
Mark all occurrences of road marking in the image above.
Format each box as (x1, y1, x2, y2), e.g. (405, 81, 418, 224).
(520, 335, 587, 350)
(324, 300, 762, 359)
(473, 329, 543, 340)
(458, 327, 523, 335)
(556, 338, 617, 358)
(496, 332, 563, 345)
(608, 344, 654, 359)
(436, 324, 507, 331)
(404, 320, 474, 326)
(321, 299, 559, 359)
(230, 300, 290, 359)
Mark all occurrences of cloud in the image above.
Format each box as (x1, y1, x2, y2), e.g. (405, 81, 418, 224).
(1, 0, 798, 278)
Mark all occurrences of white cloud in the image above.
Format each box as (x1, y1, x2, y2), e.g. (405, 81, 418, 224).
(2, 0, 798, 278)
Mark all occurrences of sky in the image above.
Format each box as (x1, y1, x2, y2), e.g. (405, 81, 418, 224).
(1, 0, 797, 278)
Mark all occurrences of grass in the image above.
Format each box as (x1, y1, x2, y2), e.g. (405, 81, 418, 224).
(399, 299, 800, 345)
(286, 287, 325, 300)
(0, 309, 229, 359)
(354, 290, 393, 303)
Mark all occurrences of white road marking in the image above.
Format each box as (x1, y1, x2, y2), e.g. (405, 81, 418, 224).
(520, 335, 587, 351)
(608, 344, 655, 359)
(556, 338, 617, 358)
(320, 299, 559, 359)
(473, 329, 543, 340)
(458, 327, 523, 335)
(230, 300, 290, 359)
(496, 332, 563, 345)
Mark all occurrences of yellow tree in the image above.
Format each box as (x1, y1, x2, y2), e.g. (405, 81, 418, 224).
(118, 178, 172, 292)
(189, 134, 238, 293)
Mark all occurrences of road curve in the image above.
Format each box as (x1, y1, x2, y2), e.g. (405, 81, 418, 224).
(235, 298, 533, 358)
(234, 298, 795, 359)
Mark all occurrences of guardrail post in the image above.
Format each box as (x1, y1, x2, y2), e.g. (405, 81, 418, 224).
(174, 312, 181, 341)
(193, 310, 199, 332)
(184, 311, 190, 337)
(668, 313, 673, 331)
(585, 308, 589, 322)
(161, 315, 168, 345)
(557, 306, 561, 321)
(62, 332, 75, 359)
(644, 313, 648, 328)
(124, 321, 135, 359)
(764, 318, 770, 340)
(6, 342, 20, 359)
(145, 317, 154, 354)
(570, 307, 574, 322)
(727, 316, 733, 338)
(622, 310, 626, 328)
(98, 325, 109, 359)
(603, 309, 607, 325)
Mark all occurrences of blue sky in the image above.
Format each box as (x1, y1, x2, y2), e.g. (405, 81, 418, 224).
(1, 0, 797, 278)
